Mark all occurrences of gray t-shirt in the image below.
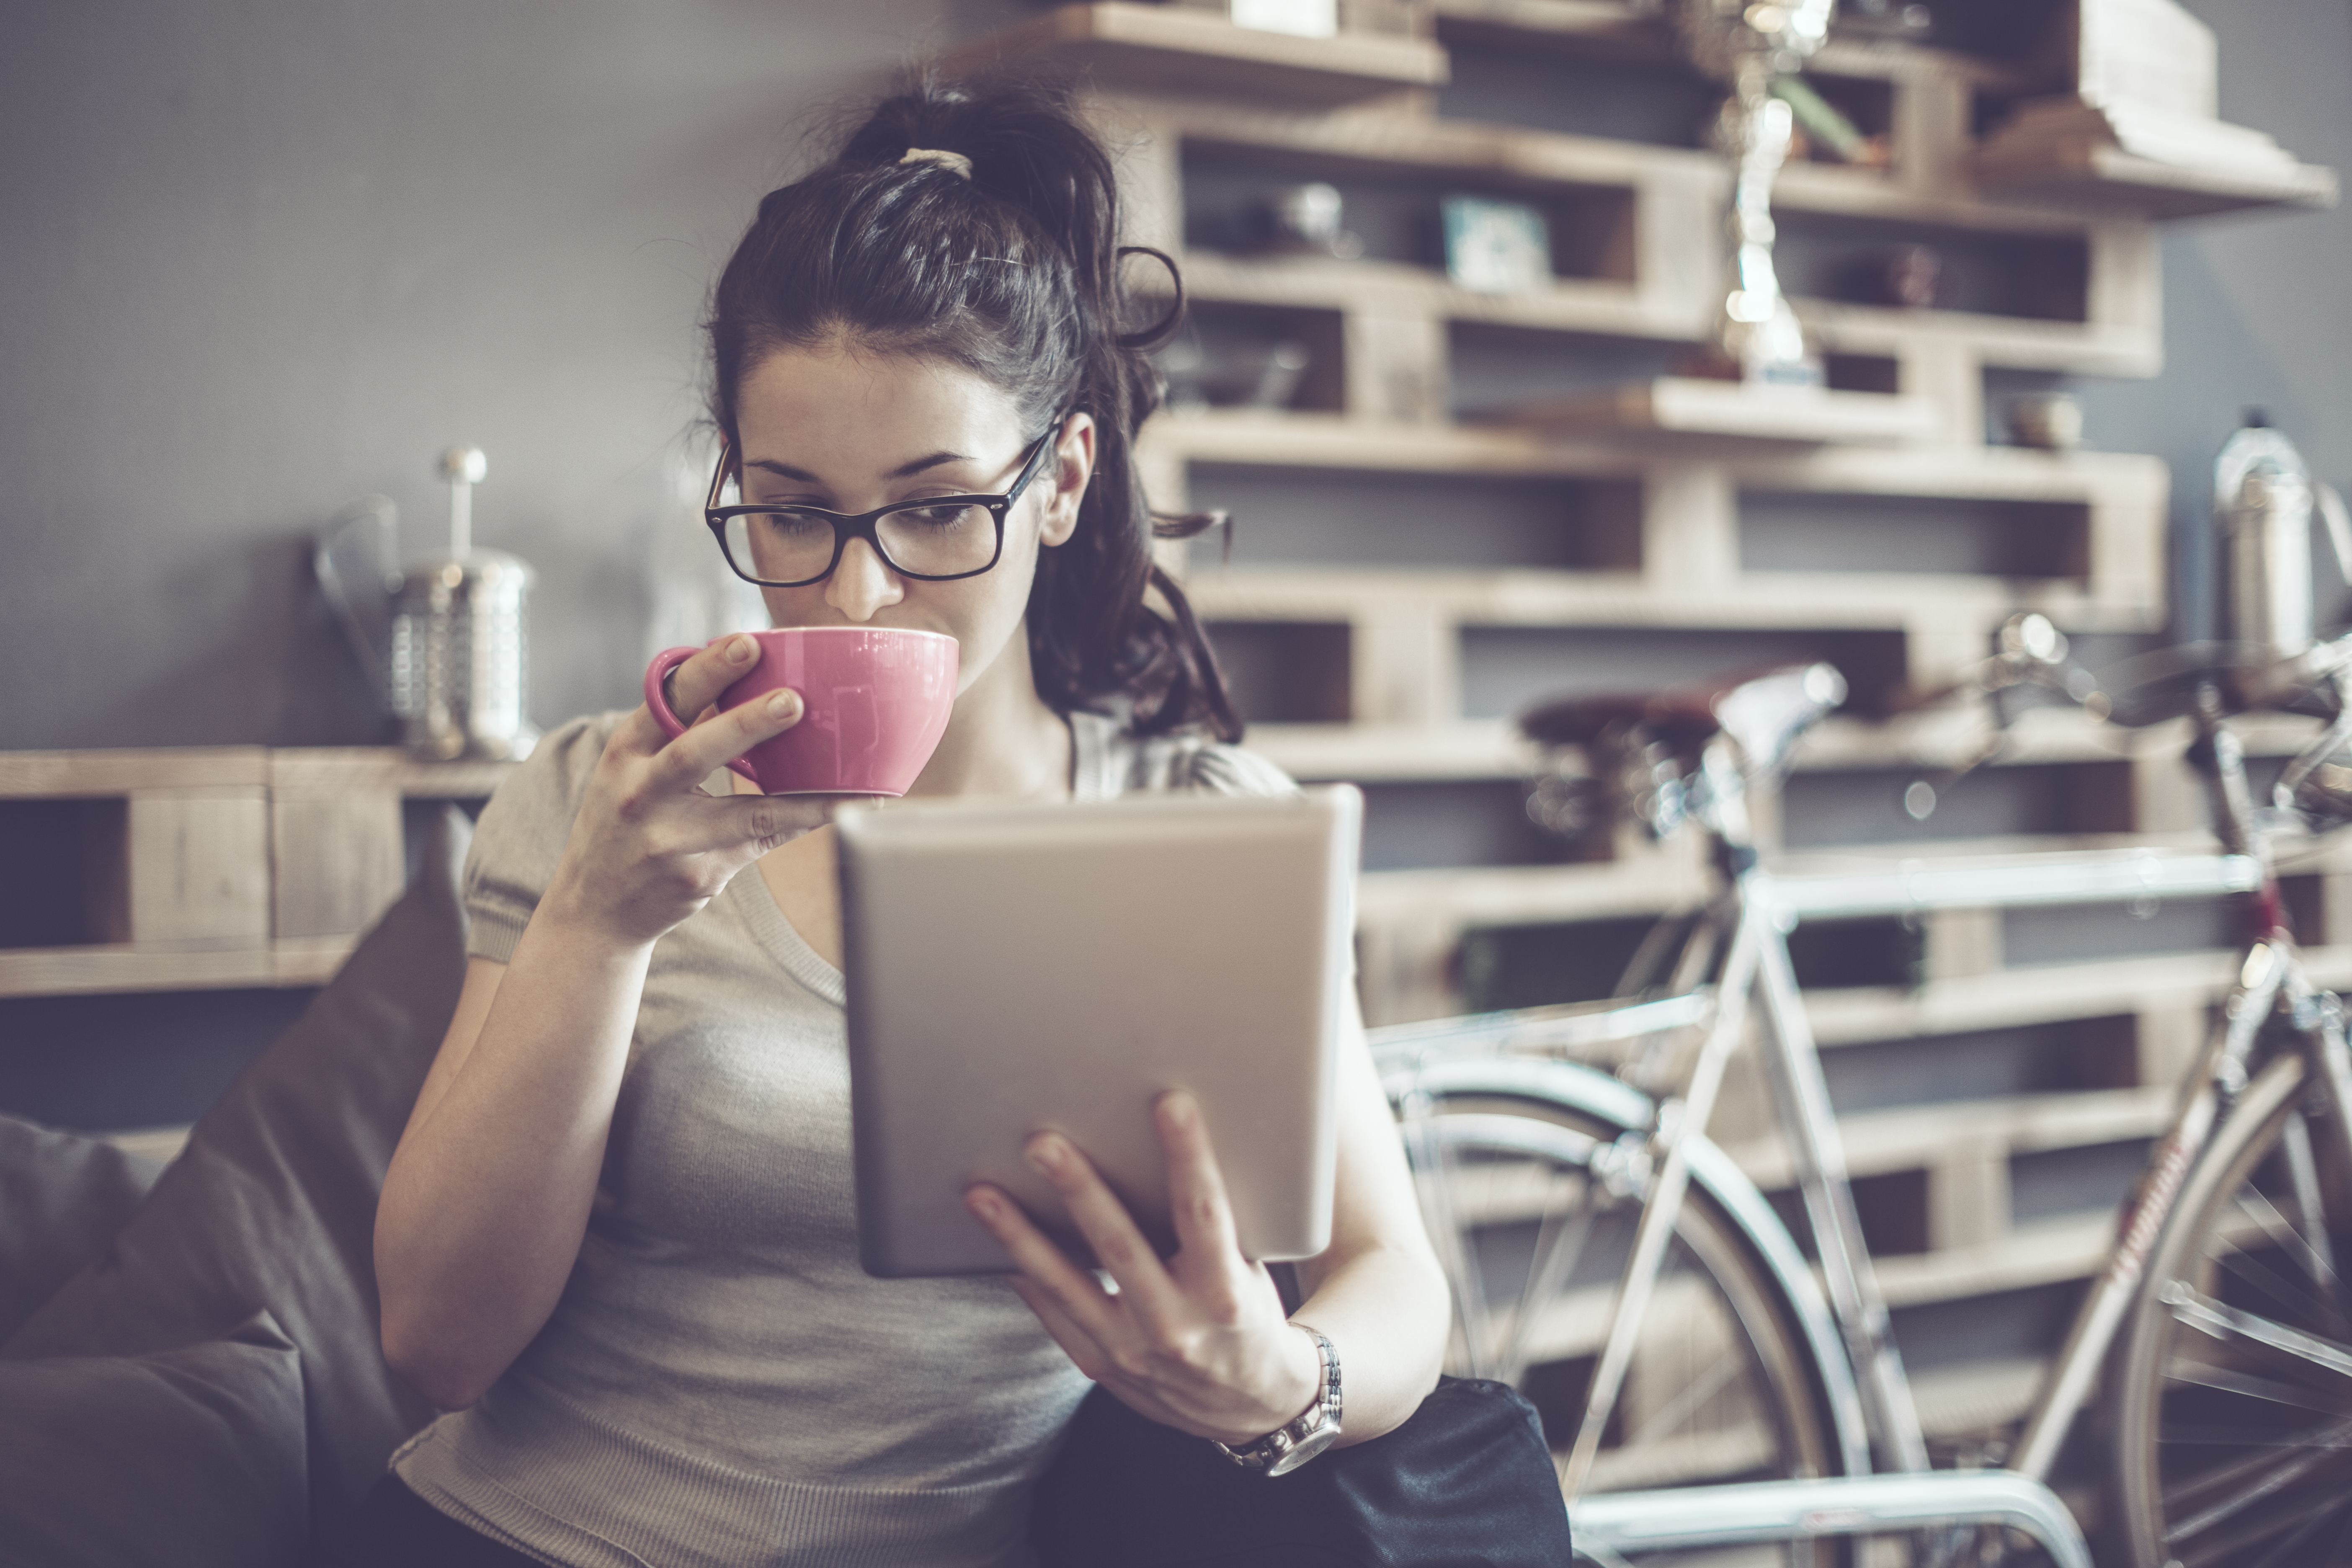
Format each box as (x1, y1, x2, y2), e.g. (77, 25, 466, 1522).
(392, 709, 1295, 1568)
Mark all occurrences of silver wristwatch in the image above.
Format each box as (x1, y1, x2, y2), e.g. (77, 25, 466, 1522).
(1213, 1326, 1341, 1476)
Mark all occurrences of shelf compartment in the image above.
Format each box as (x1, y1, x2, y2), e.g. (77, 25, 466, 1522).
(1782, 758, 2131, 850)
(1188, 463, 1640, 570)
(1738, 489, 2091, 580)
(1181, 138, 1639, 282)
(1433, 23, 1717, 148)
(1459, 623, 1914, 721)
(1774, 207, 2092, 323)
(1200, 619, 1353, 725)
(1159, 299, 1349, 414)
(1359, 778, 1568, 872)
(944, 2, 1448, 106)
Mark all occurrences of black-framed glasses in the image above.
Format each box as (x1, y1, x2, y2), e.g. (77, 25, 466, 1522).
(704, 423, 1060, 588)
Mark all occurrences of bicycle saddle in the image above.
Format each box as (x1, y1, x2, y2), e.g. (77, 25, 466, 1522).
(1519, 663, 1848, 776)
(2099, 637, 2351, 728)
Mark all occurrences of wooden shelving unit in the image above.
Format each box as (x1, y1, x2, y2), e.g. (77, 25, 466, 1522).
(957, 0, 2338, 1420)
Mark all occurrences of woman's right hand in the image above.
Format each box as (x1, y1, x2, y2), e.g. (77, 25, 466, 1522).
(542, 633, 833, 947)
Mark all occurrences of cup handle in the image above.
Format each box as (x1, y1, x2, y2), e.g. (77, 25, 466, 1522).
(642, 646, 760, 784)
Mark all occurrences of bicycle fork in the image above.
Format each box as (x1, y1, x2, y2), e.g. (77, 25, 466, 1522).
(1561, 891, 1930, 1497)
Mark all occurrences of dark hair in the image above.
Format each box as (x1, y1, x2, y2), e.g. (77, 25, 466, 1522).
(707, 78, 1240, 742)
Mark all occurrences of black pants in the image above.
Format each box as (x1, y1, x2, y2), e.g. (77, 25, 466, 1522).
(317, 1473, 543, 1568)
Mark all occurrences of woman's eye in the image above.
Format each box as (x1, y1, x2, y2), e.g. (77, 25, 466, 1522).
(760, 509, 835, 538)
(899, 504, 979, 529)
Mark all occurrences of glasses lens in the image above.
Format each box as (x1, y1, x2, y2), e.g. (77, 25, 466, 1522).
(876, 502, 998, 577)
(724, 510, 838, 585)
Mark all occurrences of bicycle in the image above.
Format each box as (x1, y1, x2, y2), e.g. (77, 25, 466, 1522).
(1371, 626, 2352, 1566)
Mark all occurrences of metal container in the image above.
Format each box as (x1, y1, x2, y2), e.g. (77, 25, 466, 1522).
(317, 445, 539, 763)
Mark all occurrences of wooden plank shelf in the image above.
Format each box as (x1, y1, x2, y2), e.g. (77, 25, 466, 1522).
(1973, 139, 2341, 221)
(943, 2, 1448, 106)
(0, 936, 361, 1001)
(1429, 0, 2046, 94)
(1512, 377, 1940, 444)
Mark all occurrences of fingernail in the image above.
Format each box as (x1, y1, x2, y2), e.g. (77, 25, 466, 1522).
(766, 690, 798, 719)
(729, 635, 757, 663)
(967, 1189, 1001, 1222)
(1027, 1137, 1064, 1174)
(1164, 1092, 1196, 1127)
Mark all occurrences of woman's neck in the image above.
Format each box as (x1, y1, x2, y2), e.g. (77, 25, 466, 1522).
(748, 621, 1070, 971)
(904, 626, 1072, 802)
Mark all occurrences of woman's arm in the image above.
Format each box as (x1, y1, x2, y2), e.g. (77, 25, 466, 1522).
(375, 635, 828, 1411)
(1283, 1005, 1452, 1442)
(966, 997, 1450, 1448)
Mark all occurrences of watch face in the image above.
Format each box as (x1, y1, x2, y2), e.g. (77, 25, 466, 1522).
(1264, 1421, 1341, 1478)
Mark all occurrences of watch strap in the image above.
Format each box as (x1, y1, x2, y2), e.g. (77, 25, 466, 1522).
(1213, 1325, 1341, 1475)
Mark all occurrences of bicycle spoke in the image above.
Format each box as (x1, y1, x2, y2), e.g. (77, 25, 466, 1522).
(1621, 1333, 1746, 1450)
(2161, 1353, 2352, 1419)
(1495, 1166, 1604, 1387)
(2165, 1441, 2352, 1565)
(2242, 1495, 2348, 1568)
(2205, 1207, 2342, 1331)
(2228, 1176, 2339, 1314)
(2159, 1411, 2352, 1506)
(2164, 1282, 2352, 1381)
(2277, 1109, 2342, 1308)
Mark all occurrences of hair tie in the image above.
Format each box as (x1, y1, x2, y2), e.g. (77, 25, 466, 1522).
(899, 147, 973, 180)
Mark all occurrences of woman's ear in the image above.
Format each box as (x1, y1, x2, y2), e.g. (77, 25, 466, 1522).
(1038, 413, 1096, 549)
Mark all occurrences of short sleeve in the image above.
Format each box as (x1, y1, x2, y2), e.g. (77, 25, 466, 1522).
(462, 712, 624, 964)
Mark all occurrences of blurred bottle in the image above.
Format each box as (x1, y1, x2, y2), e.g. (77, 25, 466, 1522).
(2214, 410, 2352, 660)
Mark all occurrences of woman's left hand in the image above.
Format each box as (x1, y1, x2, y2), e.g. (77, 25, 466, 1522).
(964, 1091, 1323, 1446)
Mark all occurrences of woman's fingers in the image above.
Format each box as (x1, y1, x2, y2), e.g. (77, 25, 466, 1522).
(649, 684, 804, 791)
(655, 792, 833, 858)
(1156, 1092, 1244, 1269)
(665, 633, 762, 720)
(1021, 1133, 1179, 1328)
(965, 1184, 1124, 1349)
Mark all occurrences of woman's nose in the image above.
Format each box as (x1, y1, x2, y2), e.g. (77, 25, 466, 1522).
(825, 536, 905, 622)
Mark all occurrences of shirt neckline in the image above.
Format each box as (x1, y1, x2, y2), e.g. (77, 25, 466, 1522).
(737, 711, 1116, 1002)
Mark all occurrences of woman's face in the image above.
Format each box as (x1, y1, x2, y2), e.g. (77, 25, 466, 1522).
(730, 343, 1092, 699)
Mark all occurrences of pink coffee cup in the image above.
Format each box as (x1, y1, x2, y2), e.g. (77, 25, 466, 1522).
(643, 627, 959, 796)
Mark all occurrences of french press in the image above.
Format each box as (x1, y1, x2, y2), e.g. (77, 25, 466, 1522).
(317, 446, 540, 762)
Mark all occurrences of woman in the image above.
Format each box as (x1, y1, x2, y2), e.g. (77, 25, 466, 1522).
(353, 78, 1450, 1567)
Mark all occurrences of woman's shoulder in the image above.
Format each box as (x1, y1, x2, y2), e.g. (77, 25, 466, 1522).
(1073, 709, 1298, 800)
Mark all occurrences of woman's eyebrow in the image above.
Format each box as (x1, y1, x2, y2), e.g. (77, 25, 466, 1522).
(743, 451, 973, 484)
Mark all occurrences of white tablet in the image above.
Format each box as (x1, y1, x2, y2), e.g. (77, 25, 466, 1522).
(835, 785, 1362, 1279)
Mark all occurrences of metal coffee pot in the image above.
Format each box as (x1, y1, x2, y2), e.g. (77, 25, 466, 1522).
(317, 446, 540, 762)
(2214, 412, 2352, 661)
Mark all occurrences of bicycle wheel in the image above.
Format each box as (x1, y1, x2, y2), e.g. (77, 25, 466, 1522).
(1401, 1078, 1851, 1564)
(2111, 1051, 2352, 1568)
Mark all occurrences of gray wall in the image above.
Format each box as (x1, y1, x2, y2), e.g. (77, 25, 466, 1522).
(3, 1, 2347, 750)
(1, 0, 1020, 750)
(2075, 0, 2352, 640)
